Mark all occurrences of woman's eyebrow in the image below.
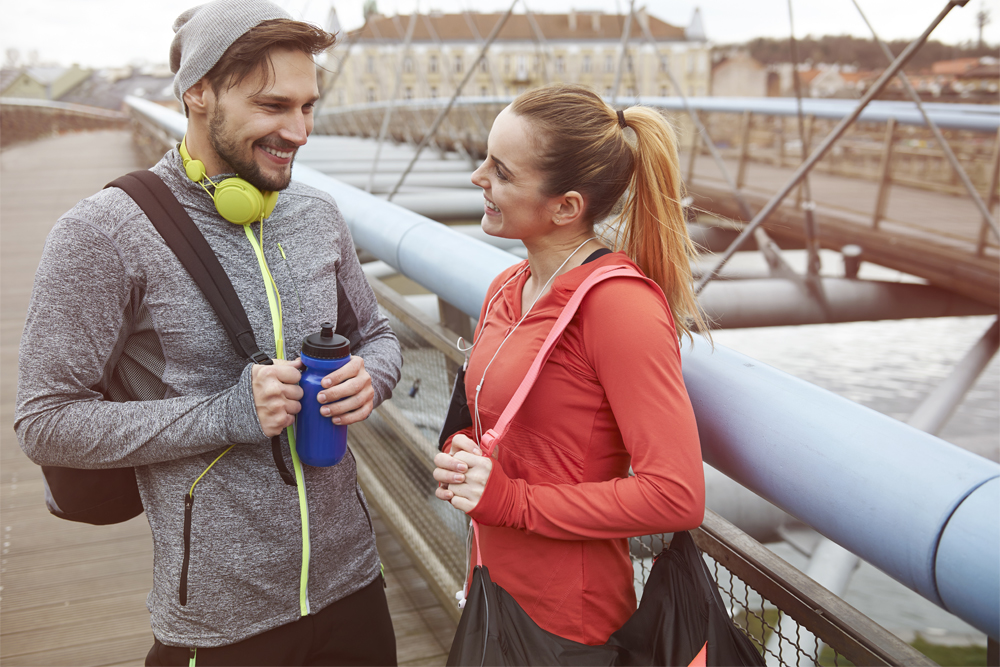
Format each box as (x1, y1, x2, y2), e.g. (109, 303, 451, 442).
(493, 156, 513, 175)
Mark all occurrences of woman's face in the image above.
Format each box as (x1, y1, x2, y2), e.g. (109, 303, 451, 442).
(471, 107, 560, 243)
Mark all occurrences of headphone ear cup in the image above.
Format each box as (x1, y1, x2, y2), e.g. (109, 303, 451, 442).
(184, 158, 206, 183)
(214, 178, 264, 225)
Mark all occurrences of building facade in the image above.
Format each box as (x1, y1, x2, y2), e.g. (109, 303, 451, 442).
(711, 51, 767, 97)
(325, 9, 711, 107)
(0, 65, 93, 101)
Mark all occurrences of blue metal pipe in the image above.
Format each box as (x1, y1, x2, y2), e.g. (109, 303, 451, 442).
(934, 478, 1000, 638)
(681, 337, 999, 637)
(125, 95, 1000, 638)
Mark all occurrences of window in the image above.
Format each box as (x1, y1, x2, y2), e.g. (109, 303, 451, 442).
(430, 86, 438, 98)
(480, 86, 488, 97)
(659, 54, 670, 72)
(504, 56, 511, 73)
(555, 56, 565, 74)
(604, 55, 613, 73)
(403, 57, 413, 73)
(367, 88, 376, 102)
(455, 55, 463, 73)
(429, 55, 438, 73)
(480, 58, 489, 73)
(366, 56, 375, 74)
(404, 86, 413, 99)
(582, 55, 591, 73)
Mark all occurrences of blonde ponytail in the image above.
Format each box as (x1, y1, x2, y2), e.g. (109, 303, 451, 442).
(612, 107, 707, 341)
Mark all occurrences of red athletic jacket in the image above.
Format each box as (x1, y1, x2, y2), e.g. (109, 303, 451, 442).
(445, 251, 705, 645)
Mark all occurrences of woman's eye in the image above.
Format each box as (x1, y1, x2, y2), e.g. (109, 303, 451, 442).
(495, 167, 508, 181)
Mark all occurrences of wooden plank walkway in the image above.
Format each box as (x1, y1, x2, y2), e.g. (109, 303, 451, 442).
(683, 151, 999, 306)
(0, 130, 455, 666)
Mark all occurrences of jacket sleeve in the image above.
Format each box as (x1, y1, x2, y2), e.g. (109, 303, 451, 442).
(15, 216, 268, 469)
(468, 278, 706, 539)
(330, 206, 401, 407)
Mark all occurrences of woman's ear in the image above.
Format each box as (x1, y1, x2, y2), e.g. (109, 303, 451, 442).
(551, 190, 586, 228)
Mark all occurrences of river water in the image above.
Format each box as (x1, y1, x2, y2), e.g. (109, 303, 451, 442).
(711, 314, 998, 645)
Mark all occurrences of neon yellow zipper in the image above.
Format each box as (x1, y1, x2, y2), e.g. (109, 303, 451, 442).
(244, 223, 311, 616)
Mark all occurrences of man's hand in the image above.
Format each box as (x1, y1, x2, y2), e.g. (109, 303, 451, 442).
(252, 359, 304, 437)
(316, 355, 375, 426)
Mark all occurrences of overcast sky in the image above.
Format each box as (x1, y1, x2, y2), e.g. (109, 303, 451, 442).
(2, 0, 996, 69)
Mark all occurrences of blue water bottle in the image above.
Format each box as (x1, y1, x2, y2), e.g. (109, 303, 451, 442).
(297, 322, 351, 467)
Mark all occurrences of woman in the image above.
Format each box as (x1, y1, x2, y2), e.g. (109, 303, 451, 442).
(433, 84, 706, 646)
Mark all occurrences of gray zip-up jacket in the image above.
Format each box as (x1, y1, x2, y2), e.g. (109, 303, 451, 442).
(15, 149, 403, 648)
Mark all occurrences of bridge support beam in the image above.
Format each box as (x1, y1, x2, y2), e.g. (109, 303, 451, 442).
(697, 278, 995, 329)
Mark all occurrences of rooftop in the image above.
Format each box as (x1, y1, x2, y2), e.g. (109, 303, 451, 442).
(350, 10, 688, 43)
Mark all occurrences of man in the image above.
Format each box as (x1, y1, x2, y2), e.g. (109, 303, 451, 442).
(14, 1, 402, 664)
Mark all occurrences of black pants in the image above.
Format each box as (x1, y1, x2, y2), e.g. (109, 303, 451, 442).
(146, 576, 396, 666)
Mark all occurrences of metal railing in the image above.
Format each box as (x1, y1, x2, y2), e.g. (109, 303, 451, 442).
(315, 95, 999, 266)
(358, 272, 934, 666)
(0, 97, 128, 148)
(315, 96, 1000, 199)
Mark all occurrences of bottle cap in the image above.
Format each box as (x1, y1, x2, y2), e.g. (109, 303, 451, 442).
(301, 322, 350, 360)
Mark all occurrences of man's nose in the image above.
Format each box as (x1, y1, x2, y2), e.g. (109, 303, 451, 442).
(280, 111, 310, 146)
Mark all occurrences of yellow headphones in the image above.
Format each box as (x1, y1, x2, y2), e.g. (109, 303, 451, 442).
(179, 137, 279, 225)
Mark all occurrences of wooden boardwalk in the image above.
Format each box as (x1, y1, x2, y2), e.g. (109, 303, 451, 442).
(0, 130, 455, 666)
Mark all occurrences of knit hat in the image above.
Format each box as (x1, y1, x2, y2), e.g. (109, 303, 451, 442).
(170, 0, 293, 104)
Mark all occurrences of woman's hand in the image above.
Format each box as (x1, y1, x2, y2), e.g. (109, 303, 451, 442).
(433, 434, 493, 513)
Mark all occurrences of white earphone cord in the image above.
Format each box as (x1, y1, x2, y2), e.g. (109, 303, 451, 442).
(470, 237, 597, 445)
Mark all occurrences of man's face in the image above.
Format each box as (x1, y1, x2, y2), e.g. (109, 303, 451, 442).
(206, 48, 319, 192)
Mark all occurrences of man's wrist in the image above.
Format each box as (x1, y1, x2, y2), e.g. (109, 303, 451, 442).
(233, 362, 271, 444)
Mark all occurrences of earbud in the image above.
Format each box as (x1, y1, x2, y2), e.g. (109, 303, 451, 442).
(179, 136, 278, 225)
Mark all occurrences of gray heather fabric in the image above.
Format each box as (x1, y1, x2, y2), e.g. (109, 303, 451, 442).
(15, 149, 402, 648)
(170, 0, 292, 103)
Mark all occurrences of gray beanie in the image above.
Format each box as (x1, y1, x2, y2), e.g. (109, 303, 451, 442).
(170, 0, 293, 103)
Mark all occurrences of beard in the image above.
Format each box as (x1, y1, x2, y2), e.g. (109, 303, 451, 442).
(207, 103, 295, 192)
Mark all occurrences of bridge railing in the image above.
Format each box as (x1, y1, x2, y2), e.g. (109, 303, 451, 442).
(125, 94, 999, 660)
(315, 96, 999, 198)
(315, 96, 1000, 260)
(363, 272, 935, 666)
(0, 97, 128, 148)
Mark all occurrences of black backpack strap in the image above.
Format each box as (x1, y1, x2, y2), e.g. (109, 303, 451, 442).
(107, 171, 271, 364)
(106, 170, 296, 487)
